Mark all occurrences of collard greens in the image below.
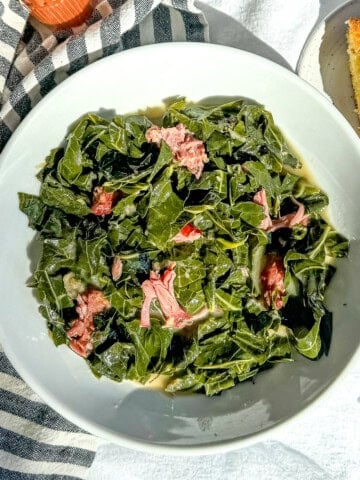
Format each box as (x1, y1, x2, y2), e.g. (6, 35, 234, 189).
(19, 99, 349, 396)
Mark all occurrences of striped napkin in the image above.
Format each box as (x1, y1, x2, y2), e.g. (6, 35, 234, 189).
(0, 346, 100, 479)
(0, 1, 208, 478)
(0, 0, 208, 151)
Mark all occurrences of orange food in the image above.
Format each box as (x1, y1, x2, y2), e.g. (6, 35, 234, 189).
(23, 0, 93, 29)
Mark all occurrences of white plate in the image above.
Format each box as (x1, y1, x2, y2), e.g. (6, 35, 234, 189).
(297, 0, 360, 132)
(1, 43, 360, 454)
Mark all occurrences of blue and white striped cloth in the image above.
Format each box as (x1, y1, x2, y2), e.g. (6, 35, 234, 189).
(0, 1, 208, 478)
(0, 346, 100, 479)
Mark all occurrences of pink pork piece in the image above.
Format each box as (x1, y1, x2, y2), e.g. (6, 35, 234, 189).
(91, 186, 120, 216)
(140, 262, 208, 329)
(260, 255, 286, 310)
(140, 263, 191, 329)
(111, 256, 123, 282)
(145, 123, 208, 179)
(253, 188, 309, 233)
(67, 288, 110, 357)
(253, 188, 273, 230)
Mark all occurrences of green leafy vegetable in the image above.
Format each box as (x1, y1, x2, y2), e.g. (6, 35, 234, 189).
(18, 98, 349, 396)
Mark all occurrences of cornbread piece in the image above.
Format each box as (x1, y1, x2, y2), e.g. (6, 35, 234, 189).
(347, 17, 360, 118)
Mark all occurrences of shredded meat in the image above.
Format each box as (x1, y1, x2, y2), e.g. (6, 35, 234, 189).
(111, 256, 123, 282)
(67, 288, 110, 357)
(145, 123, 207, 179)
(260, 255, 286, 310)
(139, 280, 158, 329)
(91, 186, 120, 216)
(253, 188, 309, 233)
(140, 262, 208, 329)
(253, 188, 273, 230)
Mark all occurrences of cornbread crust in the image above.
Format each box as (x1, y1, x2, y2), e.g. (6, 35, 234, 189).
(347, 17, 360, 119)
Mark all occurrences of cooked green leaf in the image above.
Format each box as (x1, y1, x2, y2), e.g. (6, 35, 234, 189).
(18, 99, 349, 396)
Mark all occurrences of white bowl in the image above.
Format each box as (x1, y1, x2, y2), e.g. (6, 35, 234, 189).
(0, 43, 359, 454)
